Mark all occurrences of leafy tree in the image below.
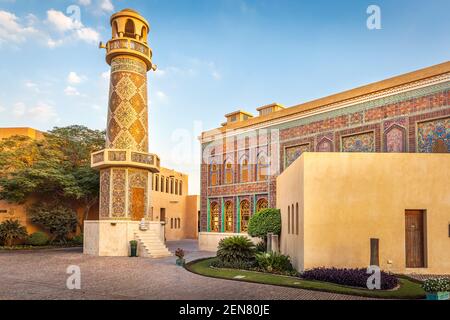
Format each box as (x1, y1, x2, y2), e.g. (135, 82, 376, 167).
(27, 202, 78, 242)
(0, 126, 105, 231)
(248, 208, 281, 243)
(0, 219, 28, 247)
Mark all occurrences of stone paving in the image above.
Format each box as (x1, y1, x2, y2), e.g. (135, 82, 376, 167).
(0, 240, 369, 300)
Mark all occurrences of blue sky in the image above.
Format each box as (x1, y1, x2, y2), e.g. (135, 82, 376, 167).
(0, 0, 449, 194)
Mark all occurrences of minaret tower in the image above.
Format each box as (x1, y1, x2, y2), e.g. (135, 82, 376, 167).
(91, 9, 160, 223)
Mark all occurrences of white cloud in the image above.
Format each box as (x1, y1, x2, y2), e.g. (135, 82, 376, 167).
(100, 0, 114, 13)
(25, 80, 40, 93)
(46, 9, 82, 32)
(0, 10, 37, 44)
(0, 105, 6, 113)
(67, 71, 86, 85)
(46, 9, 99, 45)
(101, 71, 110, 80)
(75, 27, 99, 44)
(153, 69, 166, 77)
(47, 37, 63, 48)
(27, 102, 58, 123)
(155, 91, 168, 103)
(78, 0, 92, 5)
(212, 71, 222, 80)
(64, 86, 80, 96)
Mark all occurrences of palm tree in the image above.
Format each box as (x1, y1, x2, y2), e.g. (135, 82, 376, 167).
(0, 219, 28, 247)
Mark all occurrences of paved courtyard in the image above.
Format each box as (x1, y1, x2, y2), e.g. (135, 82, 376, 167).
(0, 240, 368, 300)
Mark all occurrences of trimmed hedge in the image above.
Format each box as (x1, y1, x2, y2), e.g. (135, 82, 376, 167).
(301, 267, 399, 290)
(247, 208, 281, 239)
(26, 232, 49, 246)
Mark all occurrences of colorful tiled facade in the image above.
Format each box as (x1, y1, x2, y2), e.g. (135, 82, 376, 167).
(199, 62, 450, 237)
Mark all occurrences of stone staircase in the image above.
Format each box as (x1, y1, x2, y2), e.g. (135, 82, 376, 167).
(134, 230, 172, 258)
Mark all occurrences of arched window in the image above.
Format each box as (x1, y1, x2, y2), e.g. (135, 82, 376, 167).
(161, 176, 165, 192)
(210, 202, 220, 232)
(124, 19, 135, 38)
(166, 177, 169, 193)
(112, 21, 119, 38)
(209, 161, 220, 186)
(225, 201, 234, 233)
(256, 198, 268, 213)
(170, 218, 174, 229)
(296, 203, 299, 235)
(175, 180, 178, 195)
(179, 181, 183, 195)
(240, 200, 250, 233)
(224, 159, 233, 184)
(170, 178, 174, 194)
(141, 26, 147, 42)
(257, 152, 269, 181)
(240, 156, 250, 183)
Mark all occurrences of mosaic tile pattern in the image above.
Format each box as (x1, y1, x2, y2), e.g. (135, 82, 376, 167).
(111, 169, 126, 217)
(385, 126, 406, 152)
(106, 57, 148, 152)
(285, 144, 310, 168)
(99, 169, 110, 218)
(317, 138, 333, 152)
(417, 117, 450, 153)
(341, 132, 375, 152)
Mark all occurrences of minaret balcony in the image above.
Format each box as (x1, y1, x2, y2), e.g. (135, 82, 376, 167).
(91, 149, 160, 173)
(105, 38, 154, 71)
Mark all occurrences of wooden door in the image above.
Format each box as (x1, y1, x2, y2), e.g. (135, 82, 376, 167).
(160, 208, 166, 222)
(405, 210, 426, 268)
(131, 188, 145, 221)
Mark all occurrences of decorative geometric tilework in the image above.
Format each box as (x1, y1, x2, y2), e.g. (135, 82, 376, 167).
(341, 132, 375, 152)
(285, 144, 310, 168)
(111, 169, 126, 217)
(99, 169, 110, 218)
(106, 57, 148, 152)
(385, 125, 406, 152)
(417, 117, 450, 153)
(317, 138, 333, 152)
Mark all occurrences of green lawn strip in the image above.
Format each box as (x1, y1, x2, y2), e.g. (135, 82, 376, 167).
(185, 258, 425, 300)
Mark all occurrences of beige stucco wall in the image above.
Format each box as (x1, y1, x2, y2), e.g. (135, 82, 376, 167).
(278, 152, 450, 275)
(150, 168, 199, 240)
(84, 220, 165, 256)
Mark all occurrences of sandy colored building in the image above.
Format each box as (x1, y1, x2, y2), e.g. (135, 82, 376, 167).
(0, 130, 199, 242)
(277, 152, 450, 275)
(0, 128, 44, 234)
(198, 61, 450, 274)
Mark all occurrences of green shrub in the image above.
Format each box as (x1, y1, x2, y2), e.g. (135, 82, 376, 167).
(26, 232, 49, 246)
(0, 219, 28, 247)
(27, 202, 77, 242)
(255, 241, 266, 253)
(248, 208, 281, 241)
(71, 234, 83, 245)
(255, 252, 295, 274)
(216, 236, 256, 269)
